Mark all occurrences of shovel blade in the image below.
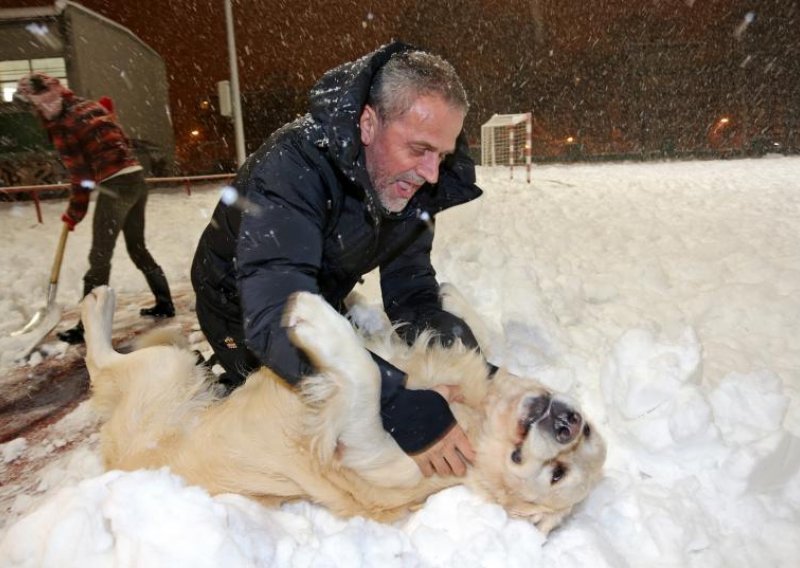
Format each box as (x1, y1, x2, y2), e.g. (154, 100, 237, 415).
(0, 304, 64, 364)
(10, 307, 49, 337)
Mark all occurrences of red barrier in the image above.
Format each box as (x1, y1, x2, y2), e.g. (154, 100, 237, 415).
(0, 173, 236, 223)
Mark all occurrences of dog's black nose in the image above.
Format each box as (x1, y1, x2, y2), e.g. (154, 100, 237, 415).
(542, 400, 583, 444)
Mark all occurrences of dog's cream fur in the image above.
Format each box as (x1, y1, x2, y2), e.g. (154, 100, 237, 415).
(83, 286, 606, 534)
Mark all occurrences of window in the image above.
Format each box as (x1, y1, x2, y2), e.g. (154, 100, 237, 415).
(1, 58, 68, 102)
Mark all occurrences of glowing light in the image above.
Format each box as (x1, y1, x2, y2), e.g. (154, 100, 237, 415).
(190, 129, 200, 137)
(566, 136, 575, 143)
(719, 117, 730, 125)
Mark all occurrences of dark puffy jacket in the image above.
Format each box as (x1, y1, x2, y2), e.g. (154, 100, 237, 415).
(191, 42, 483, 452)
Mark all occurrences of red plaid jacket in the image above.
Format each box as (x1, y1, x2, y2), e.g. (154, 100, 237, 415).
(44, 94, 139, 224)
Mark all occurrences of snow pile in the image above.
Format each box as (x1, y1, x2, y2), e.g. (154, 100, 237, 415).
(1, 158, 799, 566)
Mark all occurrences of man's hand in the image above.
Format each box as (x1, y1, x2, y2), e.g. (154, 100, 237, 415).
(62, 187, 90, 231)
(410, 384, 475, 477)
(411, 423, 475, 477)
(61, 212, 78, 231)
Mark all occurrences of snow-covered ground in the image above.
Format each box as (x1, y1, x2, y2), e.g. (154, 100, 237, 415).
(1, 157, 799, 567)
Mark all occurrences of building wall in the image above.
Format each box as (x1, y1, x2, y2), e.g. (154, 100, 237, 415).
(0, 12, 64, 61)
(0, 2, 175, 182)
(63, 3, 174, 174)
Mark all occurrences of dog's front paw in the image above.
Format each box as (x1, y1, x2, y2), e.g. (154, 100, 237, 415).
(283, 292, 336, 332)
(283, 292, 361, 367)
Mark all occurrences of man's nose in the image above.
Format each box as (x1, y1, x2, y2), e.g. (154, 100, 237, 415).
(417, 152, 440, 184)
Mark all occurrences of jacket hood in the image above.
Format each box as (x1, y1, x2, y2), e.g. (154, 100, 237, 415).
(307, 41, 482, 222)
(309, 41, 410, 174)
(308, 42, 410, 222)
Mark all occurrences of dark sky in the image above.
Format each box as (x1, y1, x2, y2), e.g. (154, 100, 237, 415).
(4, 0, 410, 142)
(3, 0, 797, 157)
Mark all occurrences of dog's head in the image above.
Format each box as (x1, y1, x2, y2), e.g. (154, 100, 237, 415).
(473, 369, 606, 534)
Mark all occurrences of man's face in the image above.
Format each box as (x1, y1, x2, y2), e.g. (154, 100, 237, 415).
(360, 94, 465, 212)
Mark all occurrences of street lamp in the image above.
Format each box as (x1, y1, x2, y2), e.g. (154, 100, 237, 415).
(224, 0, 246, 167)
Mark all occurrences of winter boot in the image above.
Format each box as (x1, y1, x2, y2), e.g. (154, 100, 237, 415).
(57, 321, 85, 345)
(141, 267, 175, 318)
(140, 302, 175, 318)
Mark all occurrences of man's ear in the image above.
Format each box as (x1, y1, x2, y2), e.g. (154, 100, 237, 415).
(360, 104, 378, 146)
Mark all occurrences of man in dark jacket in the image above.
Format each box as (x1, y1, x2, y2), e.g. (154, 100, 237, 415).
(192, 42, 484, 477)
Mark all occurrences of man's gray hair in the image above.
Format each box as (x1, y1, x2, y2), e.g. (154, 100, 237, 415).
(368, 50, 469, 122)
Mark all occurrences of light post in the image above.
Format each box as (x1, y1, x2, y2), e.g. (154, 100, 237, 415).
(224, 0, 246, 167)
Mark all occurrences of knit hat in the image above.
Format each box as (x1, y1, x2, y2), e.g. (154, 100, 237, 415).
(15, 73, 68, 120)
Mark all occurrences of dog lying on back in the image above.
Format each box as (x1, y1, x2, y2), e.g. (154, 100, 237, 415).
(82, 285, 606, 534)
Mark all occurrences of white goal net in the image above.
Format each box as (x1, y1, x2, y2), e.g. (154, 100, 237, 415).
(481, 113, 532, 182)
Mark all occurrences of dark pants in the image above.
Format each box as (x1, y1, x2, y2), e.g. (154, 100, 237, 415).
(82, 170, 171, 304)
(195, 294, 260, 390)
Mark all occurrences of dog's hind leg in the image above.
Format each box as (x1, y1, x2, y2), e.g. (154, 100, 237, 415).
(283, 292, 420, 488)
(82, 286, 124, 372)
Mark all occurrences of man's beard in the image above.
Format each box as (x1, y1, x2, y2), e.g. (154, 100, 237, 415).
(370, 170, 424, 213)
(376, 186, 411, 213)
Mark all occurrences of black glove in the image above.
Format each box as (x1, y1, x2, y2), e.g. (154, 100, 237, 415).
(396, 310, 480, 351)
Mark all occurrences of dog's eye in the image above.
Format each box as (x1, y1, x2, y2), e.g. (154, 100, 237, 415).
(583, 423, 591, 438)
(551, 463, 567, 484)
(511, 448, 522, 464)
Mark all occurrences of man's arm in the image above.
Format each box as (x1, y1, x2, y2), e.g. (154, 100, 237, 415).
(49, 115, 94, 228)
(380, 225, 480, 350)
(378, 224, 481, 476)
(235, 155, 329, 383)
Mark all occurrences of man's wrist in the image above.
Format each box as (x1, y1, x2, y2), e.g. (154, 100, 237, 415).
(380, 387, 455, 454)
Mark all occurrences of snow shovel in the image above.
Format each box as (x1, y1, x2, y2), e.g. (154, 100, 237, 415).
(3, 223, 70, 359)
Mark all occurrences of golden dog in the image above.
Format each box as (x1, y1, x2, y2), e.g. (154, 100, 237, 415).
(82, 285, 605, 534)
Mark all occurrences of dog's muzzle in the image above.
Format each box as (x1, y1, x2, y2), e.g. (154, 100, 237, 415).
(538, 399, 583, 444)
(519, 395, 584, 444)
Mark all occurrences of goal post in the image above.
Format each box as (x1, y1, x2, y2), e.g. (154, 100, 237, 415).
(480, 113, 532, 183)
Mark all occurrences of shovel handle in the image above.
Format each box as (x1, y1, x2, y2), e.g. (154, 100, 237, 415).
(49, 223, 70, 285)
